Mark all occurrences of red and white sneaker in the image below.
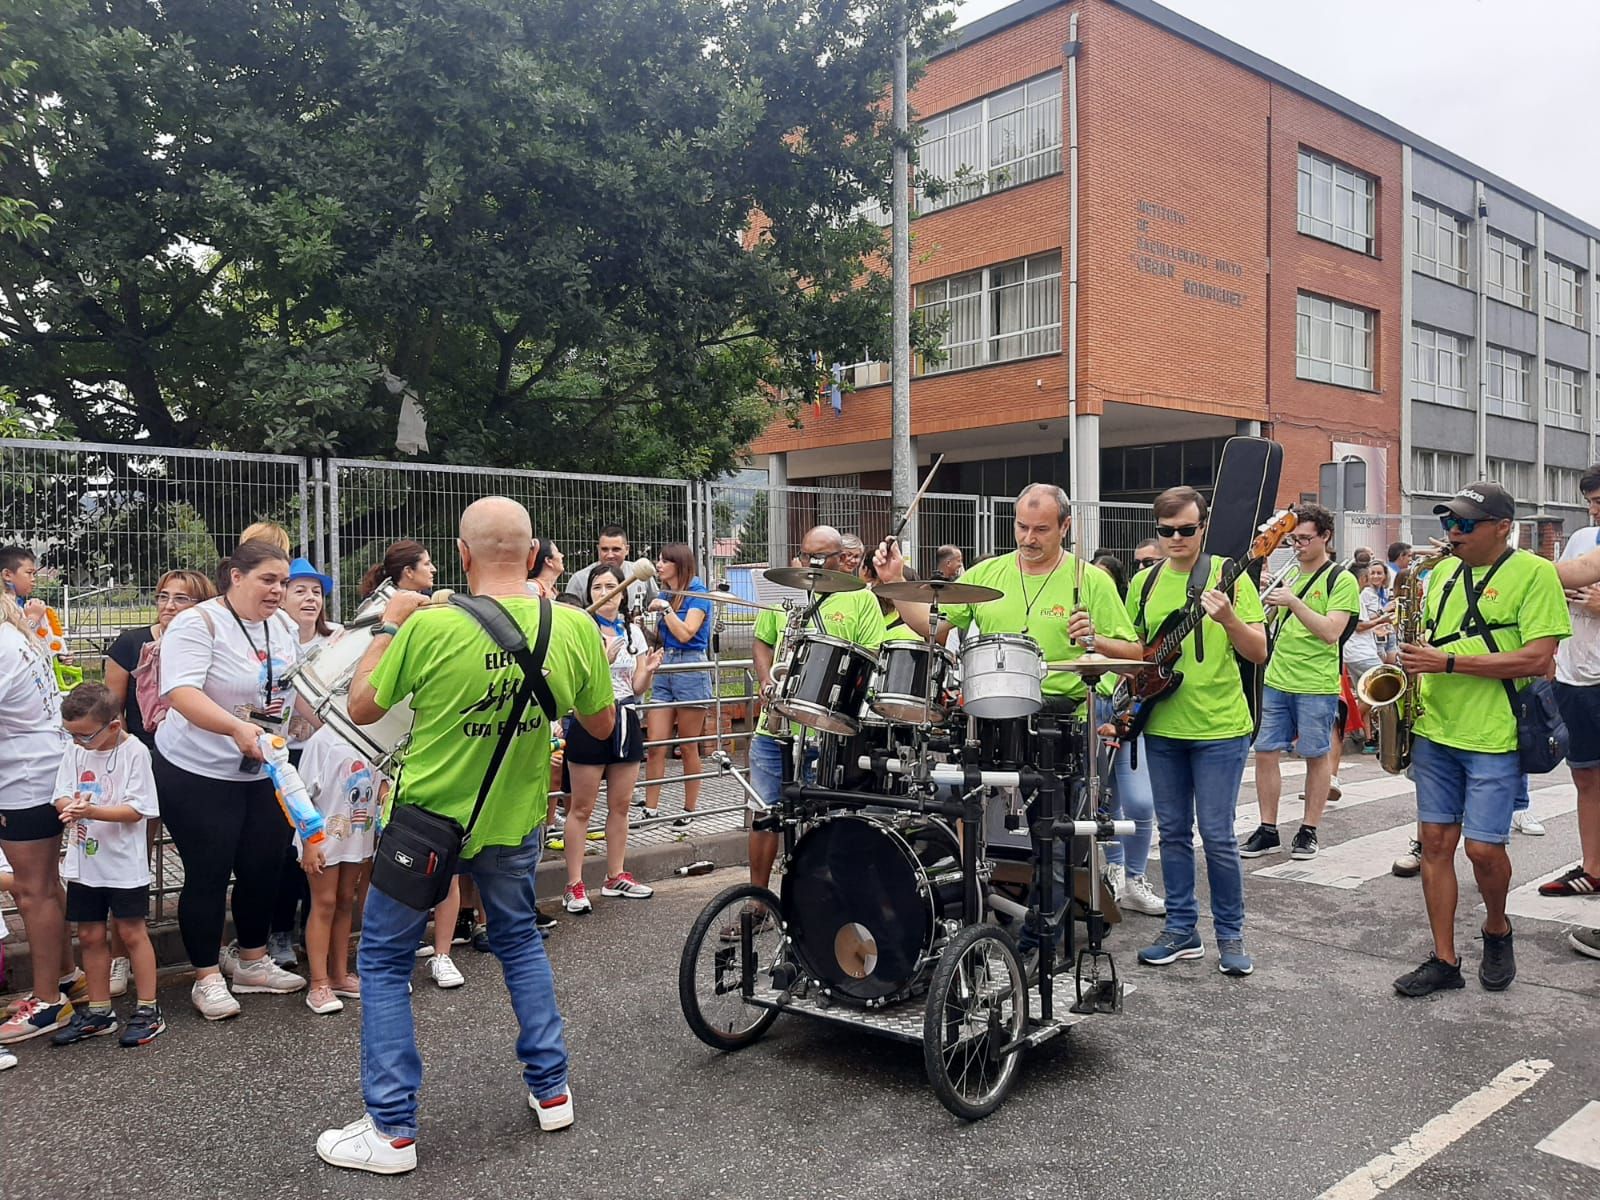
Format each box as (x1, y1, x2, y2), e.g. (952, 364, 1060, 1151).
(600, 872, 654, 899)
(530, 1086, 575, 1131)
(563, 882, 592, 915)
(316, 1115, 417, 1175)
(1539, 866, 1600, 897)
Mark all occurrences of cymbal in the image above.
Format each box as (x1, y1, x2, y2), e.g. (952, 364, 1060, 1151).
(1045, 654, 1151, 676)
(657, 588, 782, 612)
(762, 566, 865, 594)
(874, 579, 1004, 605)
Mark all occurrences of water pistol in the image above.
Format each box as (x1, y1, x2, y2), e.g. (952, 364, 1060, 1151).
(259, 734, 326, 846)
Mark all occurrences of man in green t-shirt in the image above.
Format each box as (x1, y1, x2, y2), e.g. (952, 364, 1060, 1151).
(1392, 482, 1569, 1000)
(1125, 486, 1267, 978)
(317, 497, 614, 1176)
(744, 526, 886, 897)
(1241, 504, 1360, 862)
(875, 483, 1141, 705)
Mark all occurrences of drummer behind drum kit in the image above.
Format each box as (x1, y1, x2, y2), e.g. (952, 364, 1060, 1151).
(678, 560, 1150, 1121)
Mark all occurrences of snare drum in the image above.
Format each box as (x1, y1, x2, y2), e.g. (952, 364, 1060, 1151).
(869, 640, 956, 724)
(286, 591, 416, 773)
(772, 633, 877, 736)
(959, 634, 1043, 720)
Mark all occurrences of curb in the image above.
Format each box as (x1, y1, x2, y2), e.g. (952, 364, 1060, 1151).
(0, 828, 751, 991)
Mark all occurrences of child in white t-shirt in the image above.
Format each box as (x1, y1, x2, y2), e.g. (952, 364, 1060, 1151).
(51, 683, 164, 1048)
(296, 723, 384, 1015)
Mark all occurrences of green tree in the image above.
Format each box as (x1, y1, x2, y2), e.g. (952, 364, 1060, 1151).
(0, 0, 949, 477)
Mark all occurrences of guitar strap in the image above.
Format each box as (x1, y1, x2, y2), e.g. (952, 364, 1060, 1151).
(1137, 553, 1212, 662)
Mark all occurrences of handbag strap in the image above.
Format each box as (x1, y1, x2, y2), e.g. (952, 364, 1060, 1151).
(447, 593, 557, 837)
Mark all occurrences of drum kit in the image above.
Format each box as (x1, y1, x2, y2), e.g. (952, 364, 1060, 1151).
(679, 561, 1151, 1121)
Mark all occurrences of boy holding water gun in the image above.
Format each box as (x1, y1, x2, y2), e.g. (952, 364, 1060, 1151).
(51, 683, 164, 1047)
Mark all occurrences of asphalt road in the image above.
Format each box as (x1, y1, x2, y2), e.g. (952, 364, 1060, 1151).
(4, 755, 1598, 1200)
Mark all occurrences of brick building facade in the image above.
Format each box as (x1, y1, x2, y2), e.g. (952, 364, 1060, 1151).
(750, 0, 1600, 546)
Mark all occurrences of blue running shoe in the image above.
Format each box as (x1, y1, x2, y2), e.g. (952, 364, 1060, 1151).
(1137, 929, 1205, 966)
(1217, 939, 1254, 976)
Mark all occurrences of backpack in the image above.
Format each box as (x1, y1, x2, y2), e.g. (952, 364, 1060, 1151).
(134, 607, 215, 732)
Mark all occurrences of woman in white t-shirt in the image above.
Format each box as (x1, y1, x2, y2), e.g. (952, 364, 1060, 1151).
(1344, 561, 1396, 738)
(560, 565, 663, 913)
(154, 540, 309, 1019)
(0, 595, 75, 1044)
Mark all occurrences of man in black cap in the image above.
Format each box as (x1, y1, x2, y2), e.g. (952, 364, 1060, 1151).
(1391, 481, 1569, 998)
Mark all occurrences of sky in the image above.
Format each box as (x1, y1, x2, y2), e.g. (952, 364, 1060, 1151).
(950, 0, 1600, 228)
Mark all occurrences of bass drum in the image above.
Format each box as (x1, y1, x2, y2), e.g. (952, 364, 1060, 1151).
(782, 813, 964, 1005)
(285, 582, 415, 773)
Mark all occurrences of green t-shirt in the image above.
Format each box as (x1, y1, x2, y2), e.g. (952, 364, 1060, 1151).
(369, 597, 613, 853)
(754, 588, 886, 737)
(880, 604, 923, 642)
(1127, 557, 1265, 740)
(1414, 550, 1571, 753)
(941, 552, 1138, 703)
(1264, 562, 1361, 695)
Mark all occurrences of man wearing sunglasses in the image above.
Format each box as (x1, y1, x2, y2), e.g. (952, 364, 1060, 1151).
(1392, 481, 1568, 998)
(1131, 538, 1163, 573)
(1241, 504, 1360, 862)
(1127, 486, 1267, 977)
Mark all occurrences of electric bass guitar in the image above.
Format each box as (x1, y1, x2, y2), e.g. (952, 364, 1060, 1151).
(1113, 509, 1297, 740)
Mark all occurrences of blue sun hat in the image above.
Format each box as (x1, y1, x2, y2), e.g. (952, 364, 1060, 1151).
(287, 557, 334, 596)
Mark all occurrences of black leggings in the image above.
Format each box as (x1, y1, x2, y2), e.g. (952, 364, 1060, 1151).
(153, 750, 292, 969)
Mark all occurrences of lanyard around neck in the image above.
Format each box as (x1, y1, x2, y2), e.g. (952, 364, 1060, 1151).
(222, 597, 273, 697)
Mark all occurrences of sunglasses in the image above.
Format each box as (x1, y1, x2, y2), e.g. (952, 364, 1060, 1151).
(1155, 523, 1202, 539)
(1439, 515, 1480, 534)
(1134, 557, 1161, 570)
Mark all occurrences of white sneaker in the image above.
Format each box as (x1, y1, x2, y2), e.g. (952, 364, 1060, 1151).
(316, 1115, 417, 1175)
(1512, 811, 1546, 836)
(1103, 862, 1127, 903)
(218, 942, 240, 980)
(109, 956, 131, 998)
(0, 1047, 16, 1071)
(306, 985, 344, 1015)
(1300, 777, 1343, 803)
(529, 1086, 574, 1131)
(231, 954, 308, 994)
(430, 954, 465, 989)
(191, 974, 241, 1021)
(1121, 873, 1167, 916)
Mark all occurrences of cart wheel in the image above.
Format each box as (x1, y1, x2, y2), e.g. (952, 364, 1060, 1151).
(922, 925, 1027, 1120)
(679, 883, 785, 1051)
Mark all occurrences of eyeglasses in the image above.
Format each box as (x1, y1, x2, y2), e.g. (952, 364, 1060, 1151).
(1286, 533, 1322, 546)
(1439, 515, 1480, 534)
(1155, 524, 1202, 539)
(1133, 558, 1161, 570)
(155, 591, 198, 607)
(65, 720, 112, 745)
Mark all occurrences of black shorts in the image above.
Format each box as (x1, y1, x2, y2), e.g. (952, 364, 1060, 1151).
(0, 802, 66, 843)
(65, 881, 151, 922)
(1555, 682, 1600, 769)
(563, 703, 645, 766)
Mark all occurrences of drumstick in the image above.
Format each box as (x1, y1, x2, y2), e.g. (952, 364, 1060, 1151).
(888, 453, 946, 545)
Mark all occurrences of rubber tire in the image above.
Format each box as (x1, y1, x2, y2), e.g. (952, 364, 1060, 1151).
(679, 883, 784, 1051)
(922, 924, 1027, 1121)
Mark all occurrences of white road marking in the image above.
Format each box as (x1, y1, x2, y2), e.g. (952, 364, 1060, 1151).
(1255, 784, 1576, 890)
(1536, 1101, 1600, 1171)
(1502, 860, 1600, 928)
(1317, 1058, 1554, 1199)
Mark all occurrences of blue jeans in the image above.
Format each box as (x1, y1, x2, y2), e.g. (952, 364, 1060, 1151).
(1095, 698, 1154, 875)
(358, 830, 567, 1139)
(1144, 734, 1250, 942)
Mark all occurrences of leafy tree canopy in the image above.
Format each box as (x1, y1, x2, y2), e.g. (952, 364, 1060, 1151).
(0, 0, 948, 477)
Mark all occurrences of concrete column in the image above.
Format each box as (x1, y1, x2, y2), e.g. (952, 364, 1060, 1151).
(766, 451, 789, 570)
(1236, 419, 1262, 437)
(1073, 410, 1101, 556)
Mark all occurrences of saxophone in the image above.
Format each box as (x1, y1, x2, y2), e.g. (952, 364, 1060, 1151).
(1355, 545, 1453, 774)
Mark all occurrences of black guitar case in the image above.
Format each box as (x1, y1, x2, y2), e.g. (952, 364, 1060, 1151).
(1203, 435, 1283, 731)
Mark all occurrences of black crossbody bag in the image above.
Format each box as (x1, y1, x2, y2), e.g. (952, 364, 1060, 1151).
(370, 594, 558, 911)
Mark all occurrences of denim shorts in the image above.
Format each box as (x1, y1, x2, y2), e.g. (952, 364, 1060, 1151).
(1554, 682, 1600, 770)
(1412, 735, 1520, 844)
(747, 734, 815, 812)
(652, 649, 713, 705)
(1253, 686, 1338, 758)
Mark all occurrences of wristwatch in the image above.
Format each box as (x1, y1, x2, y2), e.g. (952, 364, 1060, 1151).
(1444, 654, 1456, 674)
(377, 621, 400, 638)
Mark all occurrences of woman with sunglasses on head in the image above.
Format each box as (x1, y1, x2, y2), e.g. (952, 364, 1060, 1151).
(640, 543, 715, 824)
(105, 570, 217, 751)
(0, 592, 80, 1045)
(153, 539, 310, 1019)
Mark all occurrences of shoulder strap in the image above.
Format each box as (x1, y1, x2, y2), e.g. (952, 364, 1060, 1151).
(1187, 553, 1212, 662)
(1455, 550, 1521, 713)
(447, 594, 556, 836)
(1135, 563, 1162, 637)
